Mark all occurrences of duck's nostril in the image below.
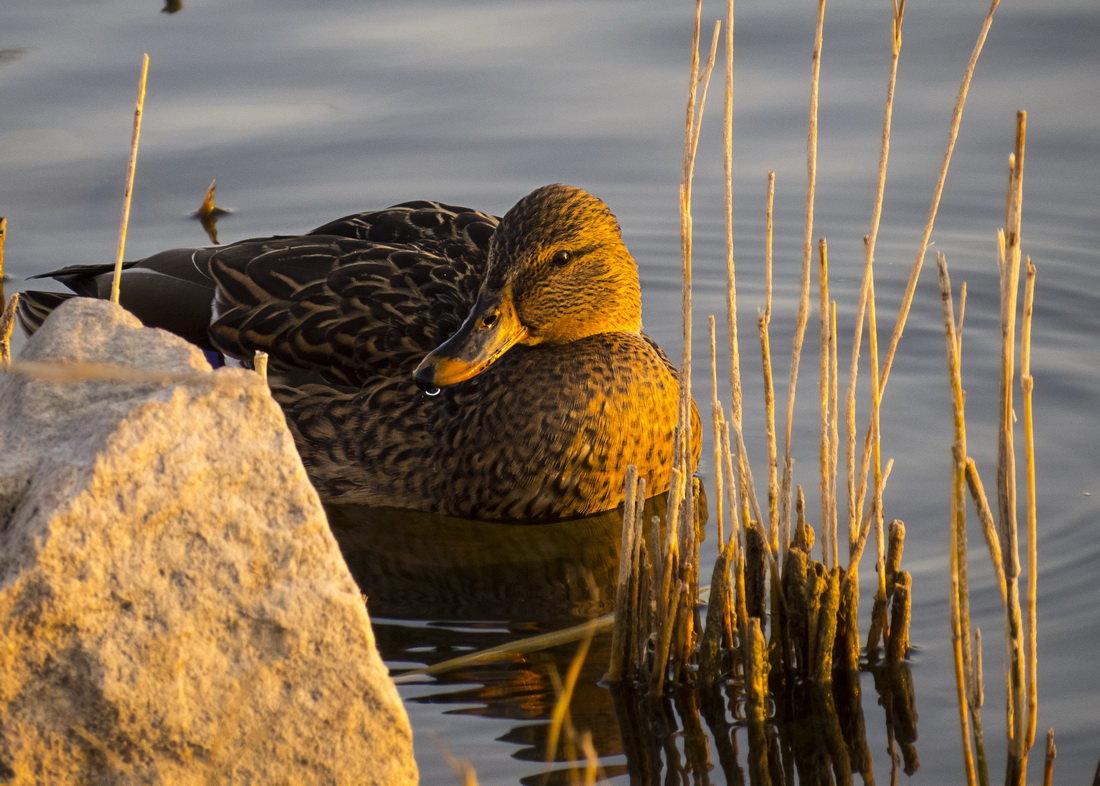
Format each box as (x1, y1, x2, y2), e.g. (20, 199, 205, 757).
(480, 312, 498, 329)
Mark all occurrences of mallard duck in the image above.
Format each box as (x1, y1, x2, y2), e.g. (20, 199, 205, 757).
(19, 184, 700, 521)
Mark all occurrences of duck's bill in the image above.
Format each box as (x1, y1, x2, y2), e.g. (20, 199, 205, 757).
(413, 293, 528, 389)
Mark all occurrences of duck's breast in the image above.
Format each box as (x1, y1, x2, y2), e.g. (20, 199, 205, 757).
(422, 332, 686, 520)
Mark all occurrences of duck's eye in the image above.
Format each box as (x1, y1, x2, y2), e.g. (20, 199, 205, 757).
(480, 312, 498, 329)
(550, 249, 572, 267)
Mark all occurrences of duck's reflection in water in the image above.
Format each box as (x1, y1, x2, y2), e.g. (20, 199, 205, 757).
(325, 499, 654, 781)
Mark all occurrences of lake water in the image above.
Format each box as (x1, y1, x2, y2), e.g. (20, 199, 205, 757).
(2, 0, 1098, 782)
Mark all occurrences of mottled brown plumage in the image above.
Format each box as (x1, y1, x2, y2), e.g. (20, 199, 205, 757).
(20, 184, 700, 521)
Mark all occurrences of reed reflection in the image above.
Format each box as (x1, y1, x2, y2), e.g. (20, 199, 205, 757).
(327, 495, 918, 784)
(326, 499, 634, 781)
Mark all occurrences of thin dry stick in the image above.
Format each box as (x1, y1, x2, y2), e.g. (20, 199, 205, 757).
(709, 316, 726, 545)
(396, 616, 610, 680)
(8, 359, 204, 385)
(254, 350, 269, 380)
(849, 0, 905, 545)
(1042, 729, 1055, 786)
(110, 53, 151, 304)
(672, 3, 712, 564)
(0, 293, 19, 370)
(662, 7, 720, 691)
(970, 627, 992, 786)
(828, 300, 839, 568)
(846, 256, 871, 546)
(865, 273, 889, 655)
(1020, 257, 1038, 750)
(874, 0, 1001, 403)
(608, 465, 640, 683)
(844, 458, 894, 574)
(780, 0, 827, 538)
(965, 457, 1008, 602)
(0, 216, 7, 304)
(817, 237, 833, 566)
(936, 252, 979, 786)
(762, 172, 780, 553)
(1000, 113, 1029, 782)
(723, 0, 742, 431)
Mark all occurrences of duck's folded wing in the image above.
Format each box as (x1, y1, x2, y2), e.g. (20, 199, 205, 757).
(208, 234, 490, 386)
(306, 199, 498, 250)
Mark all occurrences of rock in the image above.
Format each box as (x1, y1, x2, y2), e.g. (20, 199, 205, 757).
(0, 298, 417, 785)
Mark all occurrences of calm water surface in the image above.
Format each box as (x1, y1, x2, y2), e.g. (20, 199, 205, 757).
(2, 0, 1098, 782)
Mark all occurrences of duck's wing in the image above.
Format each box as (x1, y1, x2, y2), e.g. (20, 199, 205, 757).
(208, 201, 498, 386)
(306, 199, 497, 248)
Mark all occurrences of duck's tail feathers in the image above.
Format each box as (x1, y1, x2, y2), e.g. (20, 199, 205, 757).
(17, 290, 77, 336)
(28, 261, 133, 296)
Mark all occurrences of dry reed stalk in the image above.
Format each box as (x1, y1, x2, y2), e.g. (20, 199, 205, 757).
(964, 457, 1008, 602)
(855, 2, 899, 639)
(254, 350, 269, 380)
(885, 569, 912, 663)
(843, 457, 893, 576)
(848, 0, 904, 587)
(716, 413, 753, 686)
(110, 53, 150, 305)
(851, 8, 1004, 663)
(396, 616, 610, 681)
(817, 238, 833, 566)
(709, 316, 725, 545)
(0, 293, 18, 370)
(608, 465, 641, 684)
(1042, 729, 1055, 786)
(862, 291, 888, 659)
(828, 302, 839, 567)
(649, 2, 720, 693)
(999, 110, 1032, 785)
(780, 0, 826, 538)
(761, 172, 780, 551)
(722, 0, 742, 431)
(8, 359, 204, 385)
(674, 0, 706, 456)
(873, 0, 1001, 403)
(884, 519, 905, 593)
(970, 627, 990, 786)
(935, 252, 980, 786)
(1021, 258, 1038, 749)
(0, 216, 7, 304)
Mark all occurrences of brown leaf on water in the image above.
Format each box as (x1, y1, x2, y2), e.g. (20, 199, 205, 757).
(193, 179, 230, 244)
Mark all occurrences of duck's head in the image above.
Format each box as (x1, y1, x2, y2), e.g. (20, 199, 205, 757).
(414, 184, 642, 390)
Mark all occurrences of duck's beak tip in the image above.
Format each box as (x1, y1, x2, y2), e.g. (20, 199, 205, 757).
(413, 353, 481, 390)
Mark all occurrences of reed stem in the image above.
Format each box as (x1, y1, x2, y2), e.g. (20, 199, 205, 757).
(110, 53, 150, 305)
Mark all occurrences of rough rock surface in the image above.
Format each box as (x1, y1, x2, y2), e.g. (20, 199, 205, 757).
(0, 298, 417, 785)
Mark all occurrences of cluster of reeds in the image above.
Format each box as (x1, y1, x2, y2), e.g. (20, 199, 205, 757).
(936, 109, 1045, 786)
(608, 0, 1046, 783)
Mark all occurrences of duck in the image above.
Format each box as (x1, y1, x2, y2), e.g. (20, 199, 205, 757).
(18, 184, 701, 522)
